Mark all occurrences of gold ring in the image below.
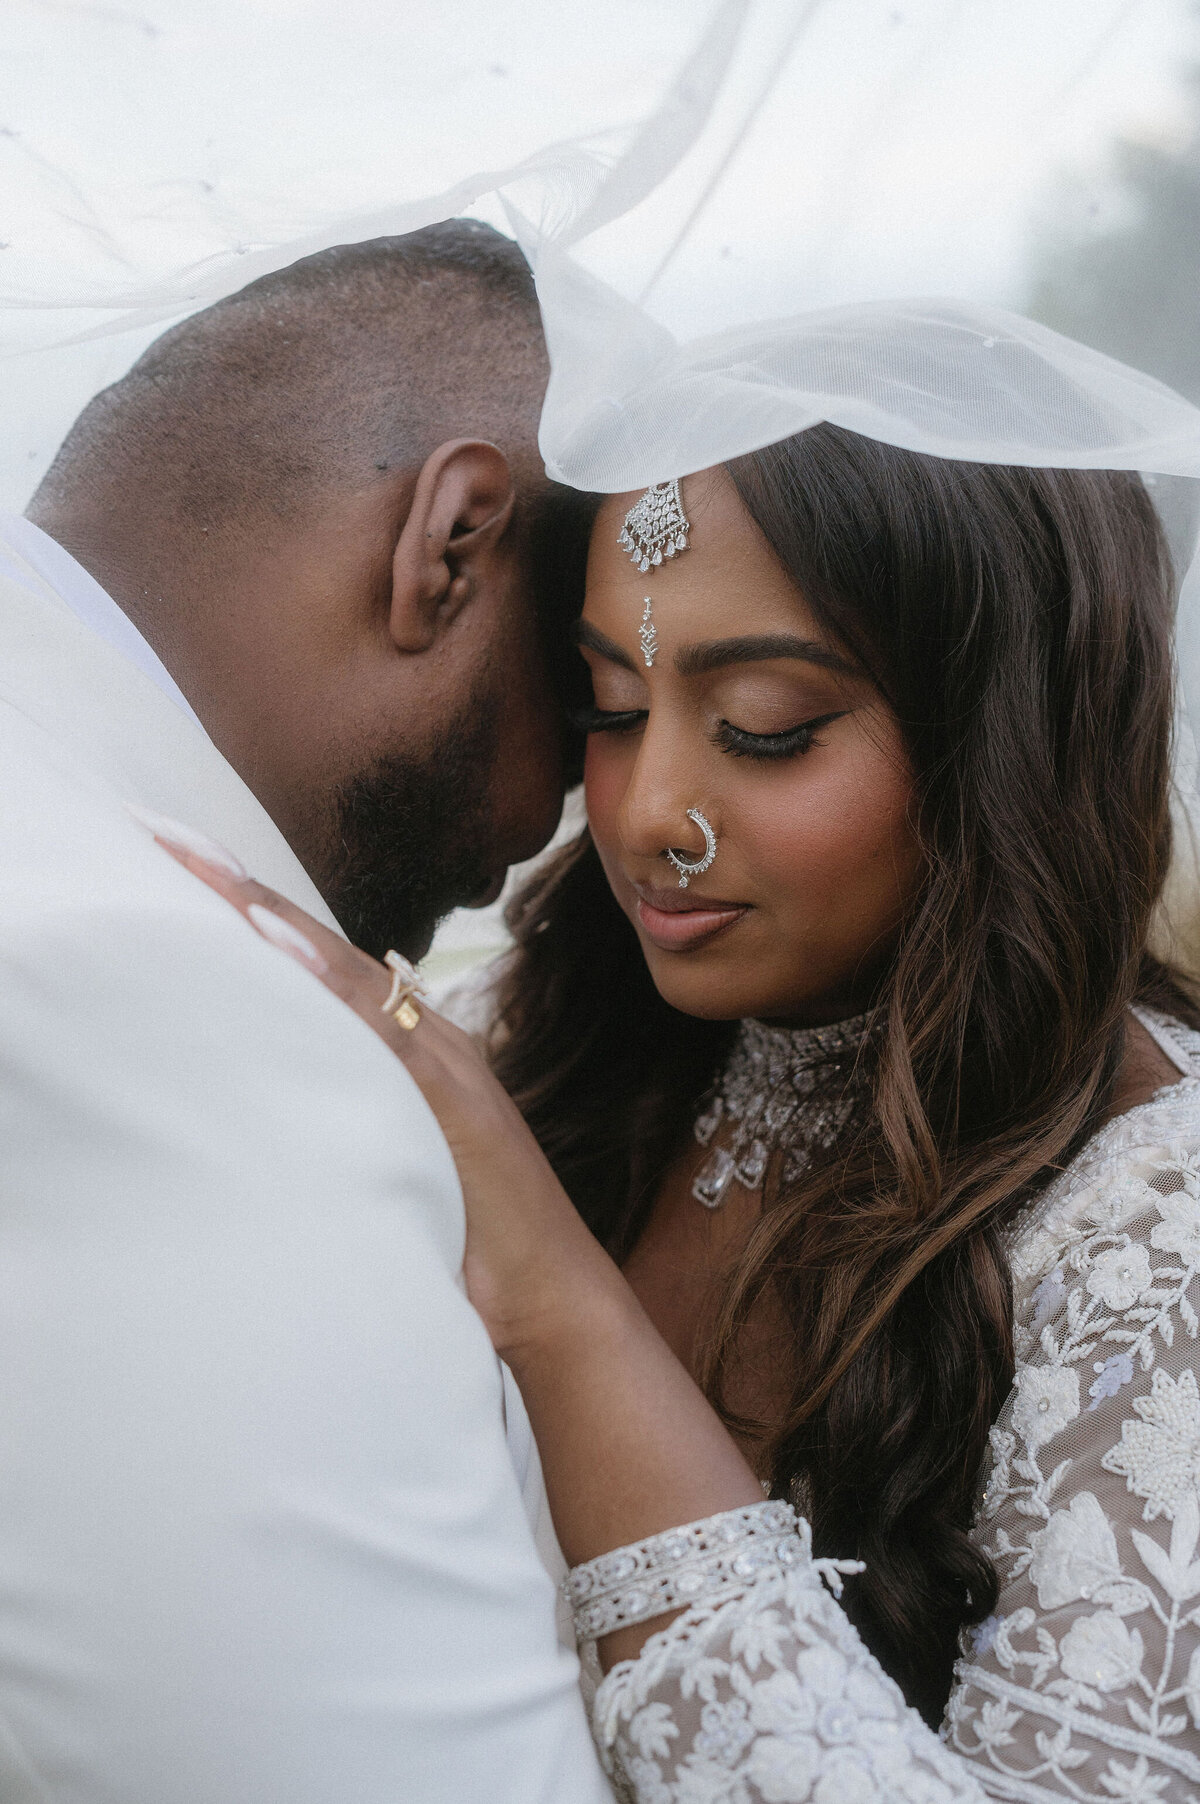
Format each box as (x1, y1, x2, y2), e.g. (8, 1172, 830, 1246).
(381, 950, 425, 1013)
(382, 950, 426, 1031)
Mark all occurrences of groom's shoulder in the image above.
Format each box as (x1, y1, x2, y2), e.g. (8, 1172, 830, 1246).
(0, 702, 233, 964)
(0, 678, 159, 884)
(0, 712, 463, 1254)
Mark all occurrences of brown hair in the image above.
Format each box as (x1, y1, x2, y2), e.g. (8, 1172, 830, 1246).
(489, 425, 1194, 1723)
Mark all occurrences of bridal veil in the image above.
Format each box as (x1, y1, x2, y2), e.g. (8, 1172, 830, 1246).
(6, 0, 1200, 949)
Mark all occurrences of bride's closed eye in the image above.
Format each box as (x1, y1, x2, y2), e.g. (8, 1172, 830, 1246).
(715, 710, 847, 761)
(571, 703, 648, 734)
(572, 702, 848, 763)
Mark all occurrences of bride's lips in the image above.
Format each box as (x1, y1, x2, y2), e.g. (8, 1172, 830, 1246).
(632, 881, 749, 951)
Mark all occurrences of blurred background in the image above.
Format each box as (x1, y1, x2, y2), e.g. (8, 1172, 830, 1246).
(3, 0, 1199, 979)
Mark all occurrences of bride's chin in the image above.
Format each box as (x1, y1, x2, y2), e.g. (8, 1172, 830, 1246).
(637, 939, 780, 1023)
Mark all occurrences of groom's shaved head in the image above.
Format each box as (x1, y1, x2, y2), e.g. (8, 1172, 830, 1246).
(29, 221, 584, 959)
(35, 221, 546, 531)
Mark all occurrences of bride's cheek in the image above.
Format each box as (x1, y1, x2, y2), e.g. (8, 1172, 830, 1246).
(582, 739, 627, 853)
(743, 747, 919, 929)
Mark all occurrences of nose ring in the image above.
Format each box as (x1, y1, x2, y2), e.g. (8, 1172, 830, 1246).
(666, 809, 717, 888)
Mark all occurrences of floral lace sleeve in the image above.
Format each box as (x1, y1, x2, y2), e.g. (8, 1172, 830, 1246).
(587, 1083, 1200, 1803)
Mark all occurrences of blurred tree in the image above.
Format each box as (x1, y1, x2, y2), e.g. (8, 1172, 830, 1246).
(1029, 67, 1200, 401)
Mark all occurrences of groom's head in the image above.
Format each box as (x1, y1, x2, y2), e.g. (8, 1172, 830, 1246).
(29, 223, 589, 959)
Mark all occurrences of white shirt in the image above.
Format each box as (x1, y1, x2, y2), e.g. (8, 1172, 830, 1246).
(0, 511, 564, 1608)
(0, 535, 608, 1802)
(0, 515, 200, 725)
(0, 514, 560, 1567)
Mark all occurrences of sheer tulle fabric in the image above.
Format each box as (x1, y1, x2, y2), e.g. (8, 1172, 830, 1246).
(4, 2, 1200, 492)
(9, 4, 1200, 749)
(10, 11, 1200, 1800)
(9, 2, 1200, 955)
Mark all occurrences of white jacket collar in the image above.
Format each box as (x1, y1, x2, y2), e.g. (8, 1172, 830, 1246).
(0, 526, 341, 931)
(0, 517, 202, 727)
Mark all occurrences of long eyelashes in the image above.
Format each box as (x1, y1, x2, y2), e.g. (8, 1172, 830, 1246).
(573, 705, 848, 762)
(570, 705, 648, 735)
(716, 711, 847, 760)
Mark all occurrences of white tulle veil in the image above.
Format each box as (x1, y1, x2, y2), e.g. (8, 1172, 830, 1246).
(6, 0, 1200, 960)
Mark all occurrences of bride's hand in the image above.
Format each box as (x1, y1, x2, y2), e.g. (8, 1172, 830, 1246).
(151, 836, 620, 1363)
(148, 821, 766, 1613)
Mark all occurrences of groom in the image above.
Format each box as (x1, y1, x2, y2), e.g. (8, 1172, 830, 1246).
(0, 224, 608, 1802)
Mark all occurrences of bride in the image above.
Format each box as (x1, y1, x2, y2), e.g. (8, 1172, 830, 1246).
(166, 420, 1200, 1802)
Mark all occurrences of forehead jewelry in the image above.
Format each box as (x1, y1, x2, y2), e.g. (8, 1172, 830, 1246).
(619, 477, 690, 573)
(638, 598, 658, 668)
(667, 808, 717, 888)
(625, 477, 688, 664)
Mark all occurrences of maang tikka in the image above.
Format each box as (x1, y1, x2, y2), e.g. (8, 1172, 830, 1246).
(622, 478, 690, 670)
(619, 478, 690, 572)
(638, 598, 658, 668)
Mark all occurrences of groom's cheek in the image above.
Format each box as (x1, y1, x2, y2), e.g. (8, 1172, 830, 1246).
(479, 609, 569, 864)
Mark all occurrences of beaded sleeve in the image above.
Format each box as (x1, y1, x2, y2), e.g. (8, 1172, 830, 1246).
(565, 1502, 850, 1643)
(575, 1068, 1200, 1802)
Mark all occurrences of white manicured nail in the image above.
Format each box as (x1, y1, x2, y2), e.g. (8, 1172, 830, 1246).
(126, 803, 248, 879)
(247, 903, 327, 972)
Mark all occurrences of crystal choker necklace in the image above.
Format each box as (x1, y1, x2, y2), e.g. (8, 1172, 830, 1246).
(691, 1014, 873, 1210)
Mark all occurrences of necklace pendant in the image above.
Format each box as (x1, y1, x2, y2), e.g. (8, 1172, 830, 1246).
(689, 1014, 872, 1213)
(692, 1146, 736, 1210)
(693, 1100, 723, 1146)
(734, 1139, 768, 1189)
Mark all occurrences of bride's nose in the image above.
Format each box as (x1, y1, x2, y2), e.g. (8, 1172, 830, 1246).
(615, 722, 708, 864)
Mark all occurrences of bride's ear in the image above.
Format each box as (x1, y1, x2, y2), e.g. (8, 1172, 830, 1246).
(389, 439, 516, 653)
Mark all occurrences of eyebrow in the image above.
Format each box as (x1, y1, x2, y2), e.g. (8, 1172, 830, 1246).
(575, 619, 637, 671)
(676, 634, 858, 678)
(575, 619, 857, 681)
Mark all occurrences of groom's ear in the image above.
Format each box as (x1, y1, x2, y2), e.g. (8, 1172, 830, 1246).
(389, 439, 516, 653)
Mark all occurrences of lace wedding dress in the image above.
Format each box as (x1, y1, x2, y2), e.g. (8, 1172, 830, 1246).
(569, 1005, 1200, 1803)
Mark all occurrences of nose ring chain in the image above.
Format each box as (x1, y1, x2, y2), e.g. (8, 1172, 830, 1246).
(667, 809, 717, 888)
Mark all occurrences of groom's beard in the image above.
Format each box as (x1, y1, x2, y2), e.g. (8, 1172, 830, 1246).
(327, 691, 502, 963)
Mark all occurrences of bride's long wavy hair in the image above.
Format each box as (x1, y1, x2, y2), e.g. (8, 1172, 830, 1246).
(487, 424, 1195, 1723)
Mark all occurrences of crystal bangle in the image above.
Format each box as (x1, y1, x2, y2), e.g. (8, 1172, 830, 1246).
(564, 1499, 806, 1642)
